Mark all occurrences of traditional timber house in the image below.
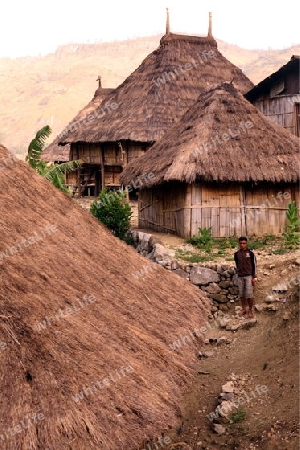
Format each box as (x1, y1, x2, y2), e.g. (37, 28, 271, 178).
(120, 83, 300, 238)
(245, 55, 300, 137)
(44, 12, 253, 196)
(42, 79, 114, 195)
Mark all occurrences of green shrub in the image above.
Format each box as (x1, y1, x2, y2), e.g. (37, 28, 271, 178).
(90, 189, 132, 240)
(283, 201, 300, 249)
(188, 227, 214, 250)
(231, 408, 246, 423)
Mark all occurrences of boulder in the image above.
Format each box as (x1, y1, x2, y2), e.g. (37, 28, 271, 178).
(173, 268, 190, 279)
(210, 293, 228, 303)
(190, 266, 220, 285)
(204, 282, 222, 294)
(148, 243, 175, 263)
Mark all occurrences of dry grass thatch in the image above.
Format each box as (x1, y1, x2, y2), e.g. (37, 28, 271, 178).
(42, 87, 114, 162)
(120, 82, 300, 186)
(58, 33, 253, 146)
(0, 144, 210, 449)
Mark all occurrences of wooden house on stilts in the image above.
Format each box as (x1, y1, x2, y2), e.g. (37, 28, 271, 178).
(120, 83, 300, 237)
(43, 12, 253, 196)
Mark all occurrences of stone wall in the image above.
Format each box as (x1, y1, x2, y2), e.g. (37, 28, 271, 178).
(131, 231, 239, 311)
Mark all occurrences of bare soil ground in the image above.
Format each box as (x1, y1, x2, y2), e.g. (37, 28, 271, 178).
(73, 199, 299, 449)
(165, 251, 300, 450)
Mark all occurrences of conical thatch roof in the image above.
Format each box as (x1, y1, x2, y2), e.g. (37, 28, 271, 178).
(0, 144, 209, 449)
(59, 33, 253, 145)
(42, 87, 114, 162)
(120, 83, 300, 186)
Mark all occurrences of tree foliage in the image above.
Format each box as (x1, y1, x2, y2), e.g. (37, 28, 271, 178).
(90, 189, 132, 240)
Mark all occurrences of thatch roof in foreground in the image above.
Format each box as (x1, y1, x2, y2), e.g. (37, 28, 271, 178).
(0, 144, 209, 449)
(42, 87, 114, 162)
(120, 83, 300, 186)
(59, 33, 253, 145)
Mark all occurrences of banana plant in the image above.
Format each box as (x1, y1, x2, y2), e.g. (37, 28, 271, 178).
(26, 125, 81, 193)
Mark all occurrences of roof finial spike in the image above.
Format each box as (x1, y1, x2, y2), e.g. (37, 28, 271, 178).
(208, 12, 213, 37)
(166, 7, 170, 34)
(96, 75, 102, 88)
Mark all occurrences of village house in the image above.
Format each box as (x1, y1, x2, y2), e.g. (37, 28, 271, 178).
(43, 12, 253, 196)
(245, 55, 300, 137)
(120, 82, 300, 237)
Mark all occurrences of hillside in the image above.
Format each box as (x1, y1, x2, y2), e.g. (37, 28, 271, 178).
(0, 34, 299, 158)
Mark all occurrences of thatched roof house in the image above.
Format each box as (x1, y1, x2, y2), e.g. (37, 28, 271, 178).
(42, 82, 114, 163)
(44, 14, 253, 196)
(120, 83, 300, 237)
(0, 142, 210, 449)
(245, 55, 300, 137)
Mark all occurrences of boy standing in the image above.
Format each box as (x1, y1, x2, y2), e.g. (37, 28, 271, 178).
(234, 237, 257, 318)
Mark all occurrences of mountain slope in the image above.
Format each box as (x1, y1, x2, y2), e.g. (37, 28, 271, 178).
(0, 35, 299, 157)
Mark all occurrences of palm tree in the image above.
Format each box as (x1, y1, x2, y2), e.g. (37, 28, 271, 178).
(26, 125, 81, 193)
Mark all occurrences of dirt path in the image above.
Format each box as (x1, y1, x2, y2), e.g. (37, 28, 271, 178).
(167, 253, 299, 450)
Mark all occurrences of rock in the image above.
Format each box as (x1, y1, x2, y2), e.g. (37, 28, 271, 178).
(190, 266, 220, 285)
(220, 392, 235, 401)
(269, 264, 275, 269)
(243, 318, 257, 327)
(216, 400, 235, 419)
(173, 268, 190, 279)
(266, 304, 279, 311)
(255, 304, 268, 312)
(218, 317, 232, 328)
(217, 336, 232, 345)
(171, 260, 180, 270)
(283, 312, 290, 320)
(222, 381, 234, 393)
(221, 264, 229, 271)
(265, 295, 280, 303)
(228, 287, 239, 294)
(281, 268, 288, 276)
(219, 280, 232, 289)
(205, 283, 222, 294)
(216, 264, 223, 274)
(232, 274, 239, 286)
(220, 303, 230, 312)
(229, 322, 241, 331)
(295, 258, 300, 266)
(272, 284, 288, 293)
(149, 243, 175, 263)
(222, 270, 231, 278)
(212, 423, 226, 434)
(210, 293, 227, 303)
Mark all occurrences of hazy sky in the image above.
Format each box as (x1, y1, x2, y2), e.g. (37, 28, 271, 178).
(1, 0, 299, 58)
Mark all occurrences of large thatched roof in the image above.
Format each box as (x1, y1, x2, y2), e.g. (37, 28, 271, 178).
(0, 143, 209, 449)
(120, 83, 300, 186)
(58, 32, 253, 146)
(42, 87, 114, 162)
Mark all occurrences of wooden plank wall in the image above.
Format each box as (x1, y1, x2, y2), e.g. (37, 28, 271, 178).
(71, 143, 147, 166)
(253, 94, 300, 136)
(139, 182, 299, 238)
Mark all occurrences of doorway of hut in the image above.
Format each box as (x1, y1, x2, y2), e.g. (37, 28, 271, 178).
(79, 164, 101, 197)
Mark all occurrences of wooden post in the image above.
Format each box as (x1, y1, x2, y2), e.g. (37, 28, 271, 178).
(166, 8, 170, 34)
(100, 145, 105, 190)
(208, 12, 213, 37)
